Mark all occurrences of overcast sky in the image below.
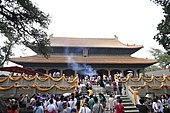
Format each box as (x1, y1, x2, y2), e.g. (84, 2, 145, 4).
(10, 0, 165, 61)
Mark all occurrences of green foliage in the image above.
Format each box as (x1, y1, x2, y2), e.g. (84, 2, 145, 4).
(149, 48, 170, 69)
(151, 0, 169, 6)
(145, 65, 162, 72)
(151, 0, 170, 54)
(0, 0, 51, 66)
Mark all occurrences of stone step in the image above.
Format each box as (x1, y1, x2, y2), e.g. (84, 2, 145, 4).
(122, 102, 134, 106)
(122, 99, 131, 103)
(124, 106, 137, 110)
(120, 95, 128, 97)
(92, 85, 138, 113)
(125, 109, 139, 113)
(120, 96, 129, 100)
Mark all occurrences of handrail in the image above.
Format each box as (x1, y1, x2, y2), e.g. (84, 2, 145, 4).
(127, 86, 140, 105)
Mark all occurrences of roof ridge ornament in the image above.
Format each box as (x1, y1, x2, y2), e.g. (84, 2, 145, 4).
(114, 35, 118, 39)
(49, 33, 53, 38)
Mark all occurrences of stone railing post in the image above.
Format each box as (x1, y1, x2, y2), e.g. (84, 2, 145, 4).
(162, 82, 167, 94)
(144, 82, 149, 92)
(133, 89, 139, 105)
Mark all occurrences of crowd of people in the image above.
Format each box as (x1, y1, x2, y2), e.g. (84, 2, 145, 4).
(5, 75, 127, 113)
(4, 74, 170, 113)
(6, 86, 125, 113)
(136, 94, 170, 113)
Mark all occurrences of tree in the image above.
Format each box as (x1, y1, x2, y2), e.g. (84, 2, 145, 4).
(0, 0, 50, 66)
(151, 0, 170, 54)
(149, 48, 170, 69)
(145, 65, 162, 72)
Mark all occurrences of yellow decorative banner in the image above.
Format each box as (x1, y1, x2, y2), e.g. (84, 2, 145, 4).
(0, 74, 78, 83)
(32, 83, 78, 91)
(122, 75, 170, 83)
(130, 76, 143, 82)
(0, 85, 14, 91)
(0, 83, 78, 91)
(0, 77, 8, 83)
(130, 83, 169, 91)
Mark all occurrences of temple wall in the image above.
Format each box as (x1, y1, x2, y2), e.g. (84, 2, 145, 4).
(50, 47, 134, 57)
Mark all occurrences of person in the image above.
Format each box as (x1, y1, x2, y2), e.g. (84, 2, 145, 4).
(99, 79, 105, 88)
(101, 94, 107, 109)
(147, 104, 154, 113)
(99, 93, 104, 105)
(53, 72, 57, 77)
(7, 103, 18, 113)
(96, 76, 100, 86)
(103, 75, 107, 88)
(164, 94, 170, 113)
(77, 83, 82, 94)
(160, 95, 166, 105)
(114, 99, 124, 113)
(89, 95, 94, 110)
(30, 94, 36, 108)
(80, 96, 85, 107)
(46, 99, 56, 113)
(56, 72, 60, 77)
(118, 79, 123, 95)
(92, 96, 104, 113)
(57, 95, 64, 112)
(112, 79, 117, 95)
(87, 87, 93, 96)
(152, 97, 161, 113)
(108, 95, 114, 113)
(62, 102, 71, 113)
(113, 96, 120, 109)
(42, 97, 48, 110)
(109, 75, 112, 85)
(167, 94, 170, 109)
(136, 98, 148, 113)
(69, 97, 76, 109)
(146, 96, 152, 105)
(75, 100, 81, 113)
(71, 107, 76, 113)
(79, 102, 91, 113)
(18, 94, 28, 112)
(33, 101, 44, 113)
(157, 96, 164, 113)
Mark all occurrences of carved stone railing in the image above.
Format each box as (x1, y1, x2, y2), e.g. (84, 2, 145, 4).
(122, 75, 170, 85)
(0, 74, 78, 97)
(127, 86, 140, 105)
(124, 75, 170, 99)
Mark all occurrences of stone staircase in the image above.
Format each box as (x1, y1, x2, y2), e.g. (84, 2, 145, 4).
(92, 84, 139, 113)
(121, 96, 139, 113)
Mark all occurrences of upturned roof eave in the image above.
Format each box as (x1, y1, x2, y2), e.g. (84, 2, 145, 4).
(50, 45, 143, 49)
(9, 56, 157, 65)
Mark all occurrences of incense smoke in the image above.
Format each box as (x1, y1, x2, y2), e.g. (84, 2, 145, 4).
(65, 48, 97, 76)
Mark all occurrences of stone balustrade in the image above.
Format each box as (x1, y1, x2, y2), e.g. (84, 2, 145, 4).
(0, 74, 78, 97)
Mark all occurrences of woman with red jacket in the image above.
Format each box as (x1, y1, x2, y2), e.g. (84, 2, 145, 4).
(114, 99, 125, 113)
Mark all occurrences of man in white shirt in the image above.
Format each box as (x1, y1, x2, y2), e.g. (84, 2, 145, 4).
(152, 98, 160, 113)
(33, 101, 44, 113)
(46, 99, 56, 113)
(79, 102, 91, 113)
(77, 83, 82, 94)
(92, 97, 104, 113)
